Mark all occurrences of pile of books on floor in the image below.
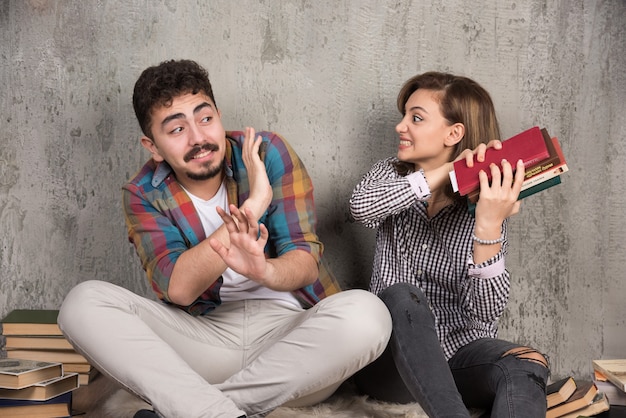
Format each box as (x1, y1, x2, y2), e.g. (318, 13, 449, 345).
(448, 126, 569, 216)
(546, 359, 626, 417)
(593, 359, 626, 412)
(0, 358, 78, 417)
(1, 309, 98, 386)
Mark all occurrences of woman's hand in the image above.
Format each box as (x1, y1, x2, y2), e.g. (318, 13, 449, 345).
(424, 140, 504, 194)
(455, 139, 503, 167)
(474, 158, 525, 230)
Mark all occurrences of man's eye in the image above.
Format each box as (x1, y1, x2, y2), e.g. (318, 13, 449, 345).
(170, 127, 183, 134)
(201, 116, 212, 123)
(412, 115, 423, 122)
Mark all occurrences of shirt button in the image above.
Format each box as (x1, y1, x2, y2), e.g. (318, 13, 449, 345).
(422, 244, 428, 250)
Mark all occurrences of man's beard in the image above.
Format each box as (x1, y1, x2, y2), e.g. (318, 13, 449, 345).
(185, 161, 223, 181)
(184, 143, 222, 181)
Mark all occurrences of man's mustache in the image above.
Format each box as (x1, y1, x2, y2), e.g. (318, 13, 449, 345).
(184, 143, 219, 162)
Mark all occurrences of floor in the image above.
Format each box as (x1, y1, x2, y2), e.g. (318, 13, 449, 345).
(72, 373, 122, 417)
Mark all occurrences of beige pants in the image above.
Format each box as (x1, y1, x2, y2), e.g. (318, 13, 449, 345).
(58, 280, 391, 418)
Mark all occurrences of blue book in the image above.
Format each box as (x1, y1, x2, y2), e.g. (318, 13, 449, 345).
(0, 390, 72, 417)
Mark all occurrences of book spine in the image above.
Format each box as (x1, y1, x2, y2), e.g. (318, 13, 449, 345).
(467, 168, 565, 204)
(521, 135, 567, 190)
(467, 176, 561, 216)
(520, 163, 568, 191)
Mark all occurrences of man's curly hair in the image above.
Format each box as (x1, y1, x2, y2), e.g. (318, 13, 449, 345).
(132, 59, 217, 139)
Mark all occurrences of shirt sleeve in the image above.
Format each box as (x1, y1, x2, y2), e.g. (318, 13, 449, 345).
(261, 133, 324, 263)
(459, 224, 510, 323)
(122, 181, 221, 311)
(350, 158, 431, 229)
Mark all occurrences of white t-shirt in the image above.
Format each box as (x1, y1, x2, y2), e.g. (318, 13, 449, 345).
(184, 182, 301, 308)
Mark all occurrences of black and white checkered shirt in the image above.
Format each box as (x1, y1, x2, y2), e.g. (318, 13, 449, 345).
(350, 157, 510, 359)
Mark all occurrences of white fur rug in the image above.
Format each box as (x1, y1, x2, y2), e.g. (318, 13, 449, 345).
(103, 382, 483, 417)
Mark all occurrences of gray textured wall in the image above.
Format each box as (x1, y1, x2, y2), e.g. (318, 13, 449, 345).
(1, 0, 625, 382)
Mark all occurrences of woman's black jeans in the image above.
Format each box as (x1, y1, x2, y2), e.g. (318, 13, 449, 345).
(354, 283, 549, 417)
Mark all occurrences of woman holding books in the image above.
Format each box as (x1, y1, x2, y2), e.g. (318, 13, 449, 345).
(350, 72, 550, 417)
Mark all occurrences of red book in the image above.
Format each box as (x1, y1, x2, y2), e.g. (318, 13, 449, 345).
(450, 126, 550, 196)
(467, 131, 567, 203)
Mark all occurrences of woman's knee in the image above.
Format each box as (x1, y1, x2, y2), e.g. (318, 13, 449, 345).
(500, 346, 550, 387)
(502, 346, 549, 369)
(379, 283, 434, 325)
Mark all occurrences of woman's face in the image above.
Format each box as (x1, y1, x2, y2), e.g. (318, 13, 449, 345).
(395, 88, 455, 170)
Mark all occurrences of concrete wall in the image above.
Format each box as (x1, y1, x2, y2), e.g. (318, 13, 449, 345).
(1, 0, 624, 381)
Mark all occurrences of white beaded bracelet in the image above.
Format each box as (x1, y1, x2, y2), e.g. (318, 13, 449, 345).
(472, 233, 505, 245)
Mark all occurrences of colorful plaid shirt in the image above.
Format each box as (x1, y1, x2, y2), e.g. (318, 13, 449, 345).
(122, 131, 341, 316)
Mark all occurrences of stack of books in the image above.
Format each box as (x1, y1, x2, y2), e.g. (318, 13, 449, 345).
(0, 309, 98, 386)
(593, 359, 626, 408)
(0, 358, 78, 417)
(546, 376, 609, 418)
(448, 126, 568, 216)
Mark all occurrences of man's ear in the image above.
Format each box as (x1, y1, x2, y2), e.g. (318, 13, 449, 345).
(140, 136, 164, 162)
(445, 123, 465, 147)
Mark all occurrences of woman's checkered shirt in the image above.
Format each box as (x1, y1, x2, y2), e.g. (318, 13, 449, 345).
(350, 157, 510, 360)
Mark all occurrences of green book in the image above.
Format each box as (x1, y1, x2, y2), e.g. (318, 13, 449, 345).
(0, 310, 61, 336)
(467, 175, 562, 217)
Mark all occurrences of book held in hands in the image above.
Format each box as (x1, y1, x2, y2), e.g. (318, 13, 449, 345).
(466, 129, 568, 204)
(451, 126, 568, 217)
(449, 126, 551, 196)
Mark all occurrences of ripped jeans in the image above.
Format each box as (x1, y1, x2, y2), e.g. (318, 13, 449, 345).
(354, 283, 549, 418)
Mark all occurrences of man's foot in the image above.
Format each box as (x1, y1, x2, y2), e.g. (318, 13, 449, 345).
(134, 409, 245, 417)
(134, 410, 157, 417)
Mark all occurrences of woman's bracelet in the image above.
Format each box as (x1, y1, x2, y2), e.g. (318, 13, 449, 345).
(472, 233, 505, 245)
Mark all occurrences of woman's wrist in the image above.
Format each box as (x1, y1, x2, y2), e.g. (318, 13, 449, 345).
(472, 233, 504, 245)
(473, 224, 504, 242)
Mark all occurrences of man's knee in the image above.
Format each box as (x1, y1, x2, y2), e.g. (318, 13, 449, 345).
(337, 289, 392, 335)
(59, 280, 115, 333)
(323, 290, 392, 355)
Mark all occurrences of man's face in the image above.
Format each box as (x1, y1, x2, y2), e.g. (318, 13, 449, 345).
(141, 92, 226, 192)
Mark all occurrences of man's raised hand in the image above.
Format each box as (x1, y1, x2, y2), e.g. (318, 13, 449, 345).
(241, 127, 272, 222)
